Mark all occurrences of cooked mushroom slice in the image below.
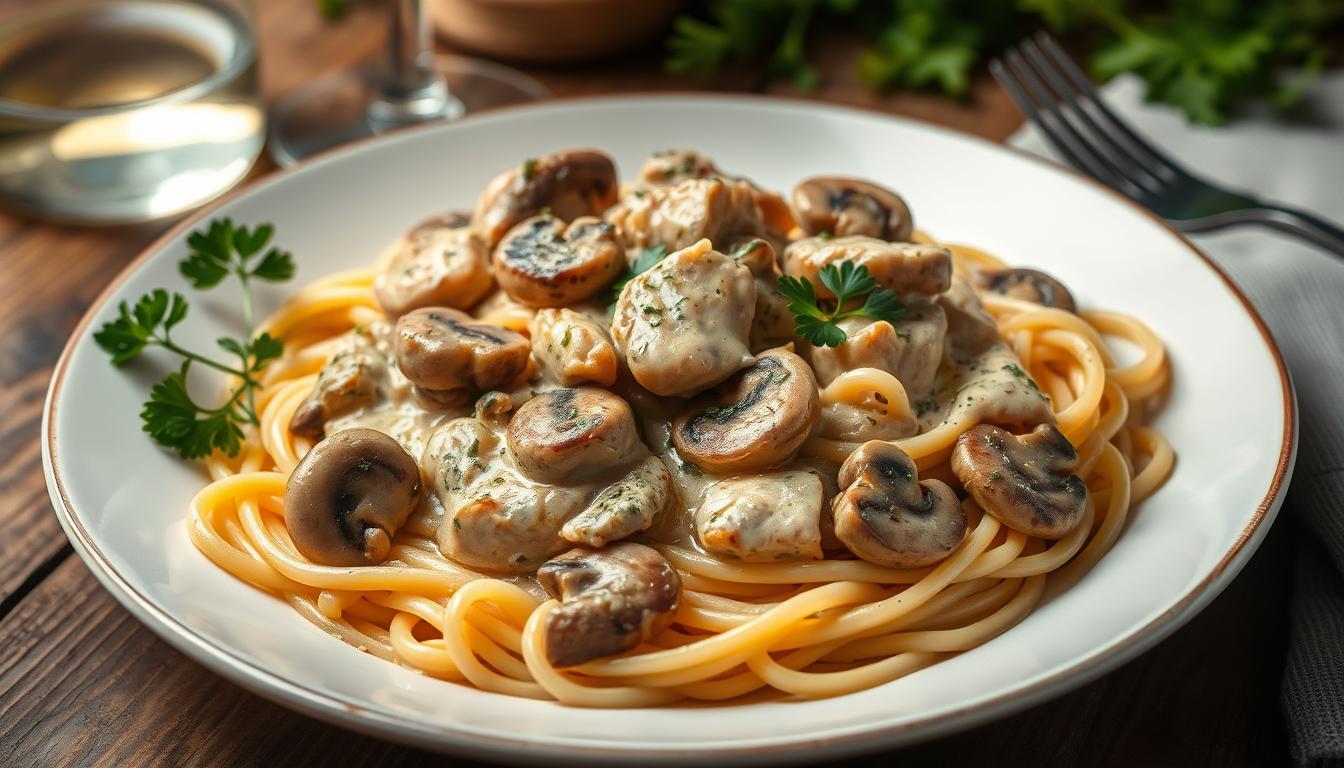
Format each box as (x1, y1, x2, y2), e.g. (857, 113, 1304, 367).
(561, 456, 673, 547)
(536, 542, 681, 667)
(604, 177, 764, 254)
(833, 441, 966, 567)
(373, 215, 493, 317)
(612, 239, 756, 397)
(791, 177, 914, 242)
(473, 150, 619, 246)
(783, 236, 952, 298)
(951, 423, 1087, 539)
(808, 298, 947, 396)
(290, 330, 391, 440)
(394, 307, 530, 404)
(672, 348, 819, 473)
(493, 215, 624, 307)
(697, 470, 824, 562)
(975, 268, 1077, 313)
(284, 428, 422, 566)
(506, 388, 644, 484)
(529, 308, 619, 387)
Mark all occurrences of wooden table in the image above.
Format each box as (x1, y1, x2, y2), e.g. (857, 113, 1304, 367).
(0, 1, 1294, 765)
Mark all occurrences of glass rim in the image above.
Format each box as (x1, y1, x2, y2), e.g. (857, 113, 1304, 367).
(0, 0, 255, 122)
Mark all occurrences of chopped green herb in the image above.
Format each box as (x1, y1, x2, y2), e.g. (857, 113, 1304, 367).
(605, 244, 668, 306)
(778, 261, 905, 348)
(521, 158, 537, 181)
(560, 326, 572, 347)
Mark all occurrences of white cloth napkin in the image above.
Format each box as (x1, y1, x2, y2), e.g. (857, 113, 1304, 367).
(1011, 72, 1344, 766)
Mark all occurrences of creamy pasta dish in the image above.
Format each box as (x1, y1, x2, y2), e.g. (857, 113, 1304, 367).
(189, 148, 1173, 706)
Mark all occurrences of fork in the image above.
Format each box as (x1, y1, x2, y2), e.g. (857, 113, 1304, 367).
(990, 32, 1344, 257)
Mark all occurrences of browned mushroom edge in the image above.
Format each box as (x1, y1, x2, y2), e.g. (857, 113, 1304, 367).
(494, 215, 625, 306)
(951, 423, 1087, 539)
(672, 348, 819, 473)
(506, 387, 643, 484)
(474, 149, 619, 246)
(791, 177, 914, 242)
(832, 441, 966, 567)
(975, 268, 1077, 313)
(283, 428, 422, 567)
(536, 542, 681, 667)
(393, 307, 530, 402)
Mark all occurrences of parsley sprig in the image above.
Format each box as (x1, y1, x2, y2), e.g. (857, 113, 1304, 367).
(94, 219, 295, 459)
(778, 261, 904, 347)
(605, 244, 669, 306)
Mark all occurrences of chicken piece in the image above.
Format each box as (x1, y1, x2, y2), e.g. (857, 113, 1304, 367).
(696, 470, 825, 562)
(783, 236, 951, 298)
(808, 299, 947, 397)
(611, 239, 755, 397)
(289, 329, 392, 440)
(529, 308, 619, 387)
(424, 416, 586, 573)
(732, 238, 796, 352)
(560, 456, 673, 548)
(939, 274, 1001, 361)
(604, 177, 764, 254)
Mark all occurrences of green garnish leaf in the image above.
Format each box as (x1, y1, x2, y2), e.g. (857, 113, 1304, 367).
(778, 261, 905, 348)
(141, 363, 244, 460)
(97, 218, 295, 460)
(606, 244, 669, 306)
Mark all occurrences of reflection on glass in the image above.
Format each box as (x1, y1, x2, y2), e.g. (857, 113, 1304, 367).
(0, 0, 263, 223)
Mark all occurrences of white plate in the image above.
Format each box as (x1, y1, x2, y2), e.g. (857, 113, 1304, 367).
(43, 96, 1295, 764)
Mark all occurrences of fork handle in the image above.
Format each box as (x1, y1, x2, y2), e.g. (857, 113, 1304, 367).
(1245, 204, 1344, 257)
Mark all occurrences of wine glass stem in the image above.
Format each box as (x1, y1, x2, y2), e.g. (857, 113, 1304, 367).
(368, 0, 462, 130)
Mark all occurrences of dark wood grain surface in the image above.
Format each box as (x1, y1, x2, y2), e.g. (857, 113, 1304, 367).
(0, 1, 1293, 765)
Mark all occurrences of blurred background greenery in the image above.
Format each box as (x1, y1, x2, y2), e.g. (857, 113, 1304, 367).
(665, 0, 1343, 124)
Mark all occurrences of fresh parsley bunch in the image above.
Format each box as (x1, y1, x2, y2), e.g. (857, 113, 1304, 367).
(778, 261, 905, 347)
(666, 0, 1341, 124)
(94, 219, 295, 459)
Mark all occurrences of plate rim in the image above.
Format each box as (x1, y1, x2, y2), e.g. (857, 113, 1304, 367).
(41, 93, 1298, 765)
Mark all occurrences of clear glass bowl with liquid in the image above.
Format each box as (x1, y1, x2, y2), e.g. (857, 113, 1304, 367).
(0, 0, 263, 223)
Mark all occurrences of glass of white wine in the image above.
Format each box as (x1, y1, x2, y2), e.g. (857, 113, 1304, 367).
(267, 0, 549, 166)
(0, 0, 264, 223)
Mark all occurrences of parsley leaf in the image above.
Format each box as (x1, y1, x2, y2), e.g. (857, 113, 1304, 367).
(96, 218, 295, 460)
(778, 261, 905, 347)
(606, 244, 669, 306)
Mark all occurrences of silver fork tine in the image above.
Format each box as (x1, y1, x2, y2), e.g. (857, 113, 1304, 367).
(998, 50, 1147, 200)
(1018, 39, 1164, 194)
(989, 59, 1117, 188)
(1033, 32, 1186, 183)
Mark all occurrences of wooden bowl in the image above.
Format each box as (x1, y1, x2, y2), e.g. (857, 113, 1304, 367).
(429, 0, 683, 63)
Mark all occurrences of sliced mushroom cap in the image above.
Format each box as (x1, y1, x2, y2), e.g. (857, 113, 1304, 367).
(284, 428, 422, 566)
(536, 542, 681, 667)
(672, 348, 819, 473)
(975, 268, 1077, 313)
(783, 236, 952, 298)
(289, 330, 391, 440)
(474, 150, 619, 246)
(506, 387, 643, 484)
(833, 441, 966, 567)
(494, 215, 625, 306)
(394, 307, 530, 403)
(951, 423, 1087, 539)
(373, 215, 493, 317)
(791, 177, 914, 242)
